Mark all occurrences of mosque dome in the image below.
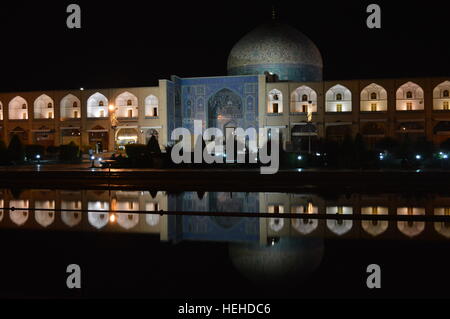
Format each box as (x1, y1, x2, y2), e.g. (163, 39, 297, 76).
(227, 22, 323, 82)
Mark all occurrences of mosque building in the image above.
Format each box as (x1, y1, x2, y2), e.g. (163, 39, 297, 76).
(0, 20, 449, 153)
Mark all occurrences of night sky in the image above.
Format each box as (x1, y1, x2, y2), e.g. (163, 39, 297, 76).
(0, 1, 449, 92)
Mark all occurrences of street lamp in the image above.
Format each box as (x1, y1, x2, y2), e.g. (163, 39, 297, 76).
(90, 155, 95, 168)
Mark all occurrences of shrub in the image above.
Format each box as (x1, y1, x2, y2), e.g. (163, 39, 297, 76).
(126, 144, 151, 167)
(59, 141, 80, 161)
(147, 135, 162, 156)
(7, 135, 25, 163)
(0, 140, 8, 165)
(25, 144, 45, 161)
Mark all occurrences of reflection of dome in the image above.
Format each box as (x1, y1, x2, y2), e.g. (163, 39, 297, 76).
(227, 22, 323, 82)
(229, 238, 324, 285)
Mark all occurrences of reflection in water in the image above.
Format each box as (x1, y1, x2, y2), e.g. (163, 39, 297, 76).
(35, 200, 55, 228)
(9, 200, 29, 226)
(361, 207, 389, 237)
(88, 201, 110, 229)
(326, 206, 353, 236)
(0, 190, 450, 240)
(291, 203, 318, 235)
(397, 207, 425, 237)
(61, 201, 82, 227)
(434, 208, 450, 238)
(229, 238, 324, 285)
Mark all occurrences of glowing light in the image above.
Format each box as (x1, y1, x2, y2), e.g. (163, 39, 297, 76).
(109, 214, 116, 223)
(109, 104, 115, 112)
(80, 88, 84, 91)
(444, 155, 449, 159)
(297, 156, 303, 160)
(36, 154, 41, 159)
(315, 153, 321, 157)
(90, 156, 95, 160)
(415, 155, 422, 160)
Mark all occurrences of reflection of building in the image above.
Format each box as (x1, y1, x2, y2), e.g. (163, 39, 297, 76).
(1, 190, 450, 240)
(0, 21, 448, 152)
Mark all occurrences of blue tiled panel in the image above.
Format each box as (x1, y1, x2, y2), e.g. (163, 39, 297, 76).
(166, 75, 259, 141)
(167, 192, 260, 243)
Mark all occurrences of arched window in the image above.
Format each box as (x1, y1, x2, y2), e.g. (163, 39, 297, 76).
(370, 92, 377, 100)
(87, 93, 109, 118)
(9, 96, 28, 120)
(61, 94, 81, 119)
(326, 85, 352, 113)
(115, 92, 138, 118)
(34, 94, 55, 119)
(145, 95, 159, 117)
(444, 90, 450, 98)
(268, 89, 283, 114)
(302, 94, 308, 102)
(396, 82, 424, 111)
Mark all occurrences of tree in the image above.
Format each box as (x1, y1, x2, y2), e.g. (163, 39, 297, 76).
(7, 135, 24, 163)
(147, 135, 162, 156)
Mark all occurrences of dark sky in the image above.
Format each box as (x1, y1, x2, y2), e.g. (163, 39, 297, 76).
(0, 1, 449, 91)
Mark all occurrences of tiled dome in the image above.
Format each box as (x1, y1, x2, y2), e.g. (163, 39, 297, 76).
(227, 22, 323, 82)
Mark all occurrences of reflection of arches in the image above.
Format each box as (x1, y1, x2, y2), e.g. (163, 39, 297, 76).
(87, 92, 108, 118)
(60, 94, 81, 119)
(291, 86, 317, 113)
(326, 206, 353, 236)
(396, 82, 424, 111)
(117, 213, 139, 230)
(361, 207, 389, 236)
(9, 200, 29, 226)
(326, 85, 352, 112)
(397, 207, 425, 237)
(269, 218, 284, 232)
(145, 95, 159, 117)
(434, 208, 450, 238)
(9, 96, 28, 120)
(208, 88, 243, 129)
(34, 94, 54, 119)
(62, 211, 82, 227)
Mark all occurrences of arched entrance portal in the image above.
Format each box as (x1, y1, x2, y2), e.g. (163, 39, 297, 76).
(116, 128, 139, 150)
(208, 88, 243, 135)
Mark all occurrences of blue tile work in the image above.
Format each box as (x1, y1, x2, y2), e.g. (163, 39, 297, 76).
(166, 75, 259, 141)
(167, 192, 260, 243)
(228, 63, 322, 82)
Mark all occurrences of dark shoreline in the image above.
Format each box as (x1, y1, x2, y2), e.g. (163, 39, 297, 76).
(0, 168, 448, 193)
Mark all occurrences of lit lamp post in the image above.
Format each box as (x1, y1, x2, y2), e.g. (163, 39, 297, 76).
(109, 104, 118, 152)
